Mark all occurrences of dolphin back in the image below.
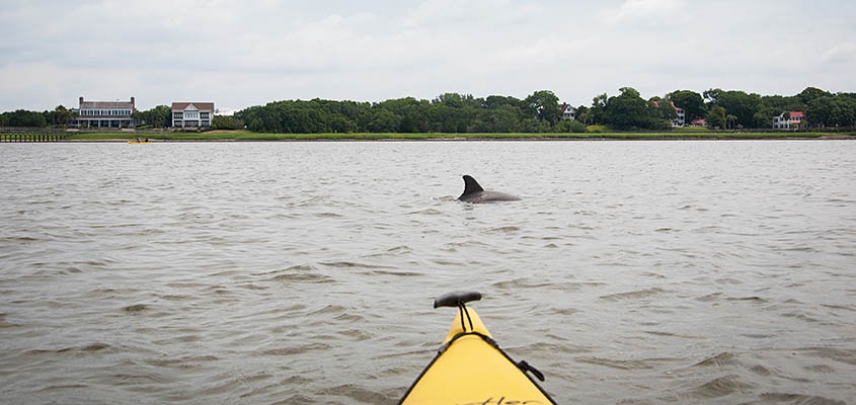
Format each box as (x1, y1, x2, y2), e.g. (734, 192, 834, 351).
(460, 175, 484, 197)
(458, 175, 520, 203)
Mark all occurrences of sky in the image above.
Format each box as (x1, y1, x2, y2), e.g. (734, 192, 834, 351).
(1, 0, 855, 113)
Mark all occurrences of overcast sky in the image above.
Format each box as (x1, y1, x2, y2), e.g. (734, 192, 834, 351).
(1, 0, 854, 112)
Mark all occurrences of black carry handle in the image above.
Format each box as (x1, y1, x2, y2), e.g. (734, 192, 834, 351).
(434, 291, 482, 333)
(517, 360, 545, 382)
(434, 291, 482, 309)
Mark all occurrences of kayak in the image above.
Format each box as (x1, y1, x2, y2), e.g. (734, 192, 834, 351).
(127, 140, 152, 144)
(399, 291, 557, 404)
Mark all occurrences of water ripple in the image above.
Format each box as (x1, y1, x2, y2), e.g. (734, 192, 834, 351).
(1, 141, 855, 404)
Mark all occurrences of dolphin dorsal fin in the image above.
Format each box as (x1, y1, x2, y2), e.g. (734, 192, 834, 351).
(461, 175, 484, 196)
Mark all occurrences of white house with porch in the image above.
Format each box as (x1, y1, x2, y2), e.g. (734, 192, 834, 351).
(171, 102, 215, 129)
(672, 103, 685, 127)
(72, 96, 135, 128)
(560, 103, 576, 120)
(772, 111, 805, 130)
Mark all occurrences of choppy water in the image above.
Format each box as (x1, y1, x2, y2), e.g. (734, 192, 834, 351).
(1, 140, 854, 404)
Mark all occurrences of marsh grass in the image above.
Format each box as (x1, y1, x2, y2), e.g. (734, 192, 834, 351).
(59, 129, 846, 142)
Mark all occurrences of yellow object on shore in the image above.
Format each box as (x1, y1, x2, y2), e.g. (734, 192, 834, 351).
(399, 292, 556, 404)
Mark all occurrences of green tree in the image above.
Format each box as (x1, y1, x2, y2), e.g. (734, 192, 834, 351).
(708, 90, 762, 128)
(248, 118, 264, 132)
(367, 107, 400, 132)
(151, 105, 171, 128)
(211, 115, 245, 130)
(753, 108, 774, 128)
(726, 114, 738, 130)
(433, 104, 471, 132)
(797, 87, 832, 106)
(590, 93, 607, 124)
(379, 97, 431, 133)
(433, 93, 467, 109)
(484, 95, 523, 110)
(574, 105, 590, 125)
(667, 90, 706, 122)
(706, 106, 726, 129)
(525, 90, 561, 126)
(604, 87, 649, 130)
(6, 109, 47, 127)
(45, 105, 73, 126)
(476, 104, 523, 132)
(807, 95, 855, 128)
(760, 94, 805, 115)
(133, 105, 171, 128)
(556, 118, 586, 133)
(328, 114, 356, 133)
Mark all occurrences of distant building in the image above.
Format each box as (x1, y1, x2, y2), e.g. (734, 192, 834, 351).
(651, 99, 685, 127)
(560, 103, 576, 120)
(772, 111, 805, 130)
(171, 102, 215, 129)
(672, 103, 685, 127)
(72, 96, 135, 128)
(690, 118, 706, 128)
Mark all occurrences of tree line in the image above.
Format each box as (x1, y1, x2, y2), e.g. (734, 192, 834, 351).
(678, 87, 856, 130)
(0, 106, 74, 128)
(232, 90, 590, 134)
(2, 87, 854, 132)
(230, 86, 856, 133)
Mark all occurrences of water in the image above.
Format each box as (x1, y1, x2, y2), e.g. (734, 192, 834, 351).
(1, 140, 854, 404)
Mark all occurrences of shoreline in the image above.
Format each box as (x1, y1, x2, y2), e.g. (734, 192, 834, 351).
(3, 130, 855, 143)
(58, 136, 856, 142)
(55, 135, 856, 142)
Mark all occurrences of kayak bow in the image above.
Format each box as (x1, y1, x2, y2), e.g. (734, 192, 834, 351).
(399, 291, 557, 404)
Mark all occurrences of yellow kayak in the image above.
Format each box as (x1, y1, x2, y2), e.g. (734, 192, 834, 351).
(399, 292, 557, 404)
(127, 140, 152, 144)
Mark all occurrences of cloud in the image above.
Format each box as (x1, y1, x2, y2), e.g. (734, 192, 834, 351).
(600, 0, 687, 25)
(0, 63, 67, 110)
(0, 61, 147, 110)
(821, 42, 856, 65)
(1, 1, 855, 112)
(403, 0, 541, 29)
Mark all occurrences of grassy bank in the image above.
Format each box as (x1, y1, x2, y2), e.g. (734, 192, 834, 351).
(56, 129, 855, 142)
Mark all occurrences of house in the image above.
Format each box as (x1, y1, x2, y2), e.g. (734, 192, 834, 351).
(672, 103, 685, 127)
(171, 102, 215, 129)
(560, 103, 576, 120)
(72, 96, 135, 128)
(772, 111, 805, 130)
(651, 99, 685, 127)
(690, 118, 706, 128)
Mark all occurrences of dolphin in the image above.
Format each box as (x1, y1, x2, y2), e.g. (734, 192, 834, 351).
(458, 175, 521, 203)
